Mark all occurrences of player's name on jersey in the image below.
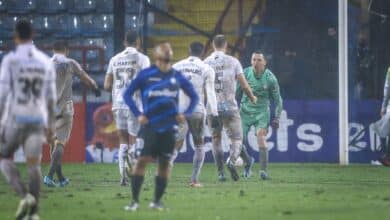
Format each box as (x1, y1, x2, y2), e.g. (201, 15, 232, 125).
(113, 60, 136, 67)
(20, 67, 45, 74)
(148, 89, 178, 98)
(180, 67, 202, 75)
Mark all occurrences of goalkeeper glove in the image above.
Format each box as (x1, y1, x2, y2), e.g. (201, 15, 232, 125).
(93, 86, 101, 97)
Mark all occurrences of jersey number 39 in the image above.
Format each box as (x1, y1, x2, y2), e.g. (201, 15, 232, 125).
(17, 77, 43, 105)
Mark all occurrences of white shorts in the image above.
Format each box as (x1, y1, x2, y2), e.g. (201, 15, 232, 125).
(55, 101, 74, 143)
(113, 109, 140, 136)
(55, 114, 73, 144)
(0, 117, 45, 158)
(175, 113, 205, 142)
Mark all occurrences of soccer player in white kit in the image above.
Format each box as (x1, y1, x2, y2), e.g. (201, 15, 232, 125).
(104, 30, 150, 186)
(0, 20, 56, 220)
(43, 40, 100, 187)
(204, 35, 257, 181)
(171, 42, 219, 187)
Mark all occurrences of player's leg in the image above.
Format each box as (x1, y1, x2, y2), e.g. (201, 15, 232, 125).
(188, 114, 205, 186)
(150, 129, 175, 210)
(170, 120, 188, 166)
(0, 124, 27, 198)
(379, 136, 390, 166)
(256, 111, 271, 180)
(0, 123, 36, 219)
(207, 115, 225, 181)
(45, 113, 72, 187)
(125, 126, 154, 211)
(224, 112, 243, 181)
(127, 111, 140, 173)
(23, 127, 45, 218)
(257, 128, 270, 180)
(240, 117, 255, 178)
(113, 109, 130, 186)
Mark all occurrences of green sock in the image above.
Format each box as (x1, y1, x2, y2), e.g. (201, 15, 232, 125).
(259, 148, 268, 171)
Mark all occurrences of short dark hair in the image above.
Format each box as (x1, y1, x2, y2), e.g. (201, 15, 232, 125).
(53, 40, 69, 52)
(253, 50, 263, 55)
(252, 50, 265, 59)
(189, 41, 204, 57)
(15, 20, 33, 40)
(213, 35, 227, 48)
(125, 30, 138, 45)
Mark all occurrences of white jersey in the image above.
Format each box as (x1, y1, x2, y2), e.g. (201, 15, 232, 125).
(204, 51, 243, 112)
(51, 53, 84, 115)
(173, 56, 218, 116)
(106, 47, 150, 110)
(0, 43, 56, 127)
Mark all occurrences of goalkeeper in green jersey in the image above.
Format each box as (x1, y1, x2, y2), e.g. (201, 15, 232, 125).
(236, 51, 283, 180)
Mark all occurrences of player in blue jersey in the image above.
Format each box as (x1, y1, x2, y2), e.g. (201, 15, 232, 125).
(122, 42, 199, 211)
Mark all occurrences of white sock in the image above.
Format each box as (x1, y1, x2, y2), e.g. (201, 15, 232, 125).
(170, 149, 179, 167)
(118, 144, 129, 179)
(192, 146, 205, 182)
(128, 143, 137, 168)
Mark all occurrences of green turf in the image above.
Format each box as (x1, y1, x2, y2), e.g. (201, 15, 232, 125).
(0, 163, 390, 220)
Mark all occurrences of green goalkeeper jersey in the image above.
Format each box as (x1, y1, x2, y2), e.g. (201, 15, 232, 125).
(237, 67, 283, 118)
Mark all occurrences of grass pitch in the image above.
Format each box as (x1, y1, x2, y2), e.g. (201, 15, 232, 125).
(0, 163, 390, 220)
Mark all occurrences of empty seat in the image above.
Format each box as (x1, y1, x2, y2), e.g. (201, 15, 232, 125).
(0, 40, 14, 61)
(85, 60, 101, 72)
(0, 15, 19, 31)
(69, 0, 96, 13)
(80, 14, 113, 37)
(68, 37, 85, 46)
(103, 36, 114, 61)
(33, 37, 56, 49)
(95, 0, 113, 13)
(31, 16, 51, 34)
(0, 16, 35, 38)
(126, 0, 140, 13)
(83, 38, 104, 61)
(36, 0, 67, 14)
(68, 50, 83, 62)
(125, 14, 140, 30)
(7, 0, 36, 14)
(0, 0, 7, 12)
(52, 15, 82, 38)
(97, 14, 114, 33)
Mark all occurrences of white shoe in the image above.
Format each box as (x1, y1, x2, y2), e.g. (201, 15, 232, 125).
(124, 202, 139, 212)
(149, 202, 165, 211)
(23, 213, 40, 220)
(16, 193, 36, 220)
